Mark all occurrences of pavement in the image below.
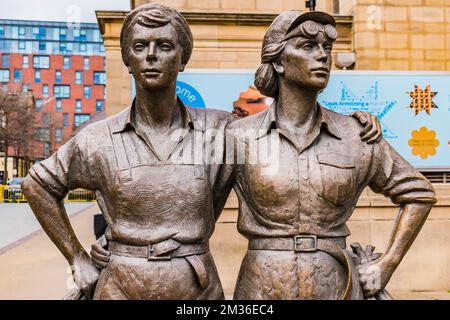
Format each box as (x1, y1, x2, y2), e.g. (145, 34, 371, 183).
(0, 202, 449, 300)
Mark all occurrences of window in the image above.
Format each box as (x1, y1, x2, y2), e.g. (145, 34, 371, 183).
(2, 54, 10, 68)
(75, 71, 83, 85)
(76, 99, 82, 112)
(54, 85, 70, 98)
(14, 69, 21, 83)
(93, 72, 106, 85)
(63, 113, 69, 127)
(42, 84, 49, 98)
(32, 27, 39, 38)
(0, 27, 4, 38)
(42, 113, 50, 126)
(2, 84, 7, 91)
(55, 128, 63, 143)
(35, 70, 41, 83)
(44, 143, 50, 157)
(56, 99, 62, 112)
(83, 57, 89, 70)
(73, 29, 80, 38)
(35, 99, 44, 111)
(39, 27, 46, 38)
(0, 70, 10, 82)
(93, 30, 100, 42)
(80, 43, 87, 52)
(80, 29, 87, 40)
(60, 42, 66, 52)
(63, 56, 71, 69)
(22, 84, 29, 92)
(39, 42, 46, 51)
(83, 86, 91, 99)
(55, 70, 62, 83)
(59, 28, 66, 40)
(19, 27, 26, 36)
(32, 55, 50, 69)
(74, 114, 90, 127)
(23, 55, 29, 68)
(18, 41, 26, 50)
(96, 100, 104, 113)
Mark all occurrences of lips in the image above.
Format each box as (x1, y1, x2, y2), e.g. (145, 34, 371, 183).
(142, 68, 161, 76)
(311, 67, 329, 73)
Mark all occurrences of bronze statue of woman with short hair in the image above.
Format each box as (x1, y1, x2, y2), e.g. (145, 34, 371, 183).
(228, 11, 436, 300)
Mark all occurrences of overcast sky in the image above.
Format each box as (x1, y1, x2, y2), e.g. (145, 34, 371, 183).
(0, 0, 130, 23)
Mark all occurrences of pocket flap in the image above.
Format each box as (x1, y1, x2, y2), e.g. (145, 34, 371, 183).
(317, 153, 355, 169)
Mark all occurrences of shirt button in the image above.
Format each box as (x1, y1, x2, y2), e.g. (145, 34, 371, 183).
(298, 155, 306, 161)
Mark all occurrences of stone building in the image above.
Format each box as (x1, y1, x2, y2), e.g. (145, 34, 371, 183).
(96, 0, 450, 297)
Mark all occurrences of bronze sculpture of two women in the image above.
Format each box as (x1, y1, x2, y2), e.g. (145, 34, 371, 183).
(22, 3, 435, 300)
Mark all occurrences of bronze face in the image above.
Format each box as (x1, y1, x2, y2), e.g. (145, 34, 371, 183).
(127, 23, 183, 91)
(279, 27, 333, 90)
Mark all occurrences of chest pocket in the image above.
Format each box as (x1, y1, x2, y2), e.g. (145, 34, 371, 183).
(316, 152, 356, 206)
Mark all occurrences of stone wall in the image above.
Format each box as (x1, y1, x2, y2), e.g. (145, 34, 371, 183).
(354, 0, 450, 70)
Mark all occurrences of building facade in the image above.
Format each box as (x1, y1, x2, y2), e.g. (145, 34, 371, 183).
(0, 19, 106, 167)
(94, 0, 450, 297)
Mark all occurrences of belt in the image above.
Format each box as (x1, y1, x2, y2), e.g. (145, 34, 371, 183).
(248, 235, 353, 300)
(108, 239, 210, 289)
(109, 239, 209, 261)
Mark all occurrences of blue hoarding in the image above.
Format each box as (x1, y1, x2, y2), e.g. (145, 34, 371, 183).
(134, 70, 450, 170)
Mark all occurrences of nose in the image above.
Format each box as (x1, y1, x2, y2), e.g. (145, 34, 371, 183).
(147, 42, 157, 61)
(316, 45, 328, 62)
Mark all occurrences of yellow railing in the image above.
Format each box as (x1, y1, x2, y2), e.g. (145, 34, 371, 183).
(0, 185, 27, 203)
(66, 188, 97, 202)
(0, 185, 96, 202)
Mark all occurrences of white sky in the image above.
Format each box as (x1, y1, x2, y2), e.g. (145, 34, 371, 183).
(0, 0, 130, 23)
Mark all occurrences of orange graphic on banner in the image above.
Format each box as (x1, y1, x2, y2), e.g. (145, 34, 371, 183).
(407, 85, 438, 115)
(408, 127, 440, 159)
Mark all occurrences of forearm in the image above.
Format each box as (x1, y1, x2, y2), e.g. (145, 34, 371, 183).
(382, 202, 433, 271)
(22, 176, 87, 264)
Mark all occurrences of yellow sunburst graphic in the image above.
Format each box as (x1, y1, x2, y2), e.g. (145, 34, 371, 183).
(408, 127, 440, 159)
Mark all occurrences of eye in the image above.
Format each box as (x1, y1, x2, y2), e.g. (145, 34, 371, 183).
(133, 42, 146, 51)
(324, 45, 333, 52)
(301, 42, 314, 50)
(160, 42, 174, 51)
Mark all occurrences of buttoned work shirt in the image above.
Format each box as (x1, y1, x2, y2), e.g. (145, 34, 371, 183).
(28, 100, 234, 245)
(228, 103, 436, 239)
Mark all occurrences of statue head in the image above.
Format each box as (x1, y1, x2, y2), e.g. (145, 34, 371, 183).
(120, 3, 193, 90)
(255, 11, 337, 98)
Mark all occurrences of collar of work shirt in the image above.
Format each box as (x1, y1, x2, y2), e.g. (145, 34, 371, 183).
(109, 98, 204, 162)
(256, 102, 343, 155)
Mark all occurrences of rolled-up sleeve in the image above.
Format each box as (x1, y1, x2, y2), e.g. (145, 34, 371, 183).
(368, 139, 437, 205)
(28, 128, 97, 200)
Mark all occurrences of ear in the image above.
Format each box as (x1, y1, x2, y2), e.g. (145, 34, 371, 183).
(272, 61, 284, 75)
(179, 64, 186, 72)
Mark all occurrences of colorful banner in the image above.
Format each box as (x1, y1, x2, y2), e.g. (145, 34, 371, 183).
(133, 70, 450, 170)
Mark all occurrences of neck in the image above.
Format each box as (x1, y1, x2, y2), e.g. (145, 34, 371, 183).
(134, 81, 180, 130)
(276, 79, 320, 130)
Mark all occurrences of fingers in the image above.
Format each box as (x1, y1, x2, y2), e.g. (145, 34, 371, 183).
(369, 114, 382, 143)
(359, 121, 373, 140)
(352, 111, 368, 125)
(92, 259, 108, 270)
(92, 243, 110, 257)
(90, 243, 110, 270)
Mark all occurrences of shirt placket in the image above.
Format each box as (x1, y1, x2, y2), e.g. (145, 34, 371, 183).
(297, 150, 309, 233)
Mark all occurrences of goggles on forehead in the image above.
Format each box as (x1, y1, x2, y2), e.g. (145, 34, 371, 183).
(284, 20, 337, 42)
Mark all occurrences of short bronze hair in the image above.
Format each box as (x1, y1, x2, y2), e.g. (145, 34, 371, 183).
(255, 11, 337, 98)
(120, 3, 193, 67)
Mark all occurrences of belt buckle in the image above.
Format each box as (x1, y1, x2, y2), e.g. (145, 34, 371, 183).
(294, 235, 317, 253)
(147, 245, 172, 261)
